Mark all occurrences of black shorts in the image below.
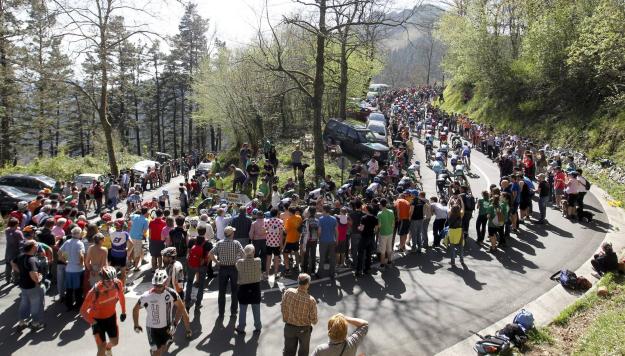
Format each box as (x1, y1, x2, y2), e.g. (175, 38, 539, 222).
(92, 314, 118, 342)
(147, 326, 172, 350)
(567, 194, 578, 207)
(398, 220, 411, 235)
(283, 242, 299, 253)
(488, 226, 501, 236)
(266, 246, 282, 257)
(110, 255, 127, 268)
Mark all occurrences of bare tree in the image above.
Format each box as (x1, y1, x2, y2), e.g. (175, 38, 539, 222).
(52, 0, 156, 175)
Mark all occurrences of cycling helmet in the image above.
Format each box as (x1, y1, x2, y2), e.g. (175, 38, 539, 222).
(414, 160, 420, 165)
(152, 269, 168, 286)
(17, 201, 28, 210)
(373, 177, 381, 183)
(162, 247, 177, 258)
(100, 266, 117, 281)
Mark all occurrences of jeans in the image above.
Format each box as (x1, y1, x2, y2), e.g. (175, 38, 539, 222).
(433, 219, 446, 246)
(185, 266, 207, 306)
(577, 192, 587, 218)
(476, 215, 487, 242)
(56, 264, 66, 297)
(109, 196, 118, 209)
(318, 242, 336, 278)
(302, 241, 317, 274)
(238, 303, 261, 331)
(349, 234, 361, 265)
(538, 196, 549, 221)
(283, 324, 312, 356)
(450, 243, 464, 263)
(409, 220, 424, 249)
(356, 237, 373, 273)
(218, 265, 238, 315)
(462, 210, 473, 237)
(252, 240, 267, 272)
(19, 286, 45, 323)
(421, 218, 430, 247)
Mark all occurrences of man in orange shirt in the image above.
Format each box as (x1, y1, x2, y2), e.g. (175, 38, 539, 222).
(283, 207, 303, 276)
(394, 193, 411, 252)
(80, 266, 127, 356)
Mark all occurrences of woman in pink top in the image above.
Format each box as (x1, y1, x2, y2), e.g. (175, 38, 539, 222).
(336, 208, 349, 267)
(565, 171, 580, 219)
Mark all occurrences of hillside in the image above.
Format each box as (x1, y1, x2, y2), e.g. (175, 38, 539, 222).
(374, 4, 446, 87)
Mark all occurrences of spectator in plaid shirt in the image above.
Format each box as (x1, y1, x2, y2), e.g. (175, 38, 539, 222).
(281, 273, 318, 356)
(209, 226, 244, 318)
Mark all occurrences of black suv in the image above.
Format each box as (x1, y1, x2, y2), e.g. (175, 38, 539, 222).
(0, 174, 56, 194)
(323, 119, 389, 161)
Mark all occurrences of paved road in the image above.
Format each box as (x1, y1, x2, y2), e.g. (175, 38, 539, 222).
(0, 141, 610, 356)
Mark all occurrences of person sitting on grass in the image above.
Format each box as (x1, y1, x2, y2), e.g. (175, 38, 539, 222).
(591, 242, 618, 277)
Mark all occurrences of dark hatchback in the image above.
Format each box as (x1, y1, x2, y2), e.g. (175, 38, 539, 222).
(323, 118, 389, 161)
(0, 185, 36, 214)
(0, 174, 56, 195)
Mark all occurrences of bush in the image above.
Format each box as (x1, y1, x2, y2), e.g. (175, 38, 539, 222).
(0, 153, 145, 181)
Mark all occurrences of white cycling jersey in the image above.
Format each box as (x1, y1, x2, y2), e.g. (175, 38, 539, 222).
(138, 287, 178, 328)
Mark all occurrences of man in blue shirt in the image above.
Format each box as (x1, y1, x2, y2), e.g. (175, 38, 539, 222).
(129, 207, 149, 271)
(510, 175, 521, 232)
(60, 227, 85, 310)
(318, 205, 338, 279)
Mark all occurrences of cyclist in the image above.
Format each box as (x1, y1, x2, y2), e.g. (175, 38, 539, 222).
(110, 220, 133, 287)
(407, 160, 421, 179)
(161, 247, 185, 300)
(133, 269, 192, 356)
(462, 142, 472, 169)
(80, 266, 127, 356)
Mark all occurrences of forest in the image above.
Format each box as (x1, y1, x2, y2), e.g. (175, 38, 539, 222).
(436, 0, 625, 164)
(0, 0, 443, 178)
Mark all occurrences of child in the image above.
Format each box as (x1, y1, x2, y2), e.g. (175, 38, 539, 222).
(336, 208, 349, 267)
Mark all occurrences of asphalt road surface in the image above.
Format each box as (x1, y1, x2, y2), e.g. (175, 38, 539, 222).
(0, 139, 609, 356)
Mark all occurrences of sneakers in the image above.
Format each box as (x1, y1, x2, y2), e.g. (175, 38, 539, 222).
(17, 320, 28, 328)
(30, 321, 45, 330)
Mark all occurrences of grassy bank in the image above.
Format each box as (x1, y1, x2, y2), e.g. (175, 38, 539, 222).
(440, 84, 625, 204)
(0, 153, 145, 181)
(526, 272, 625, 355)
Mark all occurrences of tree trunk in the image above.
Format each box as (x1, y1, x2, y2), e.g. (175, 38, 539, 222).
(134, 90, 141, 156)
(99, 29, 118, 175)
(180, 89, 185, 156)
(75, 94, 85, 157)
(153, 56, 162, 152)
(172, 94, 178, 158)
(312, 0, 327, 179)
(338, 39, 349, 120)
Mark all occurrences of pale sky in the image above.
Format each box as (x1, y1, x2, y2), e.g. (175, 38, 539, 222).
(148, 0, 427, 48)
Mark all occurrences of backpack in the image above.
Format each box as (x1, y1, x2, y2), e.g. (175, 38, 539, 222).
(512, 309, 534, 331)
(472, 331, 511, 355)
(187, 241, 205, 269)
(493, 207, 505, 226)
(170, 229, 188, 258)
(496, 323, 528, 348)
(464, 194, 476, 211)
(550, 269, 578, 289)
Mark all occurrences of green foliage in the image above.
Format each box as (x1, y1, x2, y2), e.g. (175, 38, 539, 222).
(527, 327, 554, 345)
(0, 153, 144, 181)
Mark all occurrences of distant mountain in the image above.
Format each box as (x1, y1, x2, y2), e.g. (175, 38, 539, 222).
(374, 3, 446, 88)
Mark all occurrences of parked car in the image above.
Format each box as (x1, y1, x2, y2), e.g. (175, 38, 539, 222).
(0, 174, 56, 195)
(154, 152, 172, 164)
(196, 161, 213, 176)
(323, 118, 389, 161)
(0, 185, 36, 214)
(366, 121, 388, 146)
(367, 112, 386, 125)
(132, 160, 160, 176)
(74, 173, 106, 190)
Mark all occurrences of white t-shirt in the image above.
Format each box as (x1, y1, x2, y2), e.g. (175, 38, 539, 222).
(138, 287, 179, 328)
